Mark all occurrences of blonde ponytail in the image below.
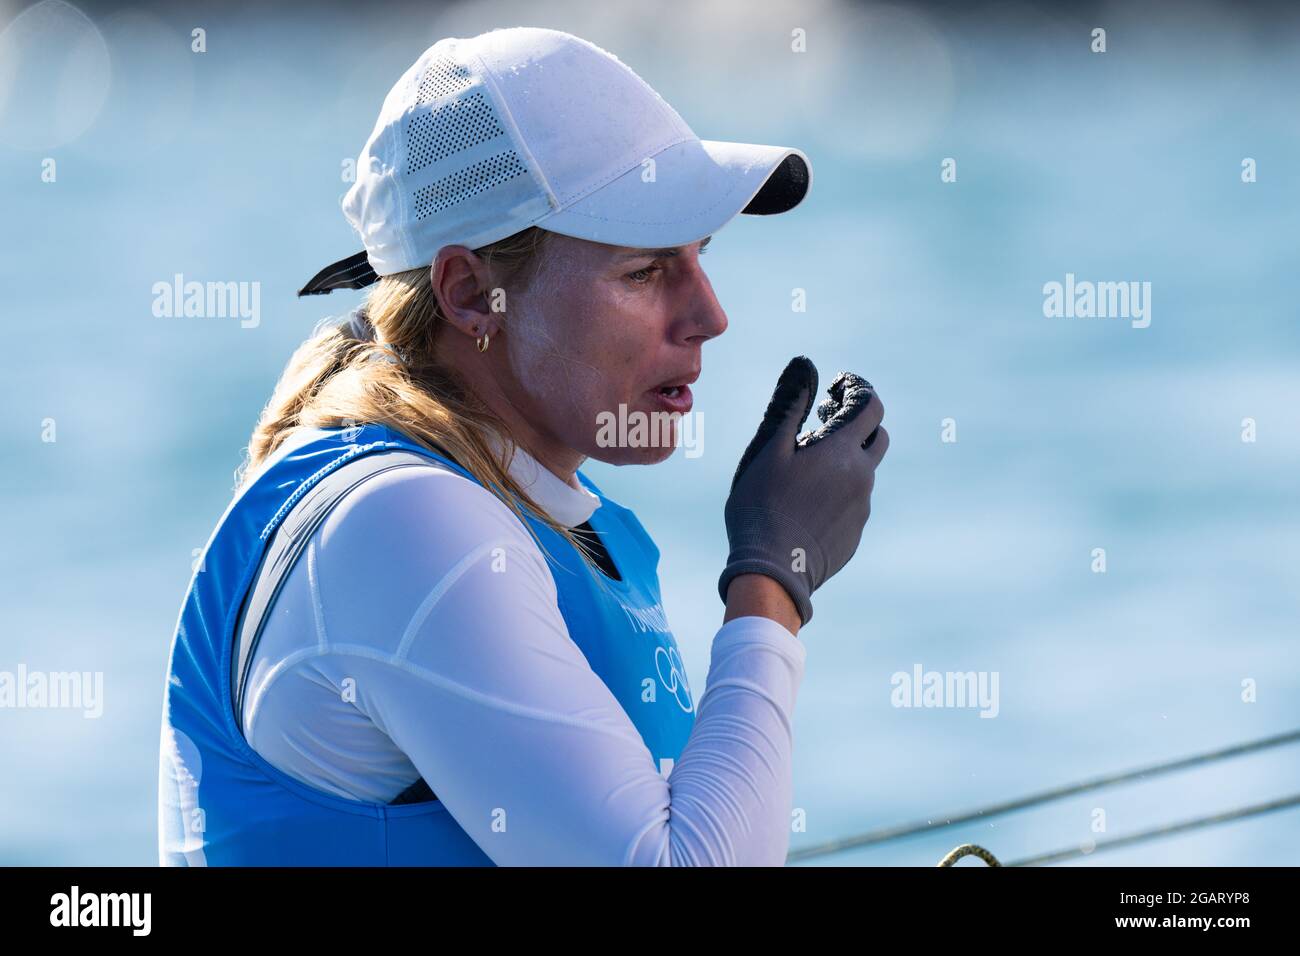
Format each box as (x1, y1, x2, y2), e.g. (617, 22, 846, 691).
(237, 227, 605, 576)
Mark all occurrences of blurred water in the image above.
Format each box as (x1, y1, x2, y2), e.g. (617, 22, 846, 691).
(1, 0, 1297, 865)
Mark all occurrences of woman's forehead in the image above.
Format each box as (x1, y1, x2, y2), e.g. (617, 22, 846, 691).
(611, 235, 714, 260)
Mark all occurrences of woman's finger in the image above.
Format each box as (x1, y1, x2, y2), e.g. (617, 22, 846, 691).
(799, 372, 880, 448)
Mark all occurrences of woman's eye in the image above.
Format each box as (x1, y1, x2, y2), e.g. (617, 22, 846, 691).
(627, 264, 661, 284)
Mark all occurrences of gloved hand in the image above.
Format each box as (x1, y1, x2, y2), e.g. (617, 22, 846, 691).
(718, 356, 888, 627)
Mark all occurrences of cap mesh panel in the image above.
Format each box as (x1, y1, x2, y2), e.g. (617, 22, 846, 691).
(415, 55, 474, 105)
(405, 92, 505, 175)
(412, 151, 529, 220)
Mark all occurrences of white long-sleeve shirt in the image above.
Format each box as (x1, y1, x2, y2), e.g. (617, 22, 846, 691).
(242, 437, 806, 865)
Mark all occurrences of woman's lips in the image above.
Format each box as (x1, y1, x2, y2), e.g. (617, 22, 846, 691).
(647, 383, 694, 413)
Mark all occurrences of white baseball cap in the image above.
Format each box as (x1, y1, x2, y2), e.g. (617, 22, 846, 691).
(299, 26, 811, 295)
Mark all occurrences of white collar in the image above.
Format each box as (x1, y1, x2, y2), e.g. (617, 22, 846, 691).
(483, 429, 601, 529)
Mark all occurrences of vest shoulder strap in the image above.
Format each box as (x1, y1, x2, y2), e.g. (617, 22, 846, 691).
(231, 447, 444, 804)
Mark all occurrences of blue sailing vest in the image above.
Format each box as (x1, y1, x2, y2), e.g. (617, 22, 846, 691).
(158, 423, 696, 865)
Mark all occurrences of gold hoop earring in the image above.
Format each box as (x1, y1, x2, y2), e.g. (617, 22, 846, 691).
(476, 332, 491, 353)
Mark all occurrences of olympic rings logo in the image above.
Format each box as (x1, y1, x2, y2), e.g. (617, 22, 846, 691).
(655, 645, 694, 714)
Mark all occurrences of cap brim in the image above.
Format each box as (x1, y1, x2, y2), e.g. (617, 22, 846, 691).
(298, 138, 810, 295)
(536, 138, 811, 248)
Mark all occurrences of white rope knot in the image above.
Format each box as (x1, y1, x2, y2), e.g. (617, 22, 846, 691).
(345, 308, 376, 343)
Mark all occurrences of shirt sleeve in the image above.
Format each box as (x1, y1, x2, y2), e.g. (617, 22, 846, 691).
(296, 464, 808, 866)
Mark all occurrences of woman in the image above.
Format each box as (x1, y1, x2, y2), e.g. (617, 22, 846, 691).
(158, 26, 888, 866)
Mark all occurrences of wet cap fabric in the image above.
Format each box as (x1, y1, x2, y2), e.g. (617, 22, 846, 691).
(299, 26, 811, 296)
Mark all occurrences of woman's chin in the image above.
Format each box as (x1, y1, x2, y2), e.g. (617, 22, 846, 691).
(587, 440, 678, 466)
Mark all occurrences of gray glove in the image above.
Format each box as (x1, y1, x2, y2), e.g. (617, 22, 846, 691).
(718, 356, 888, 626)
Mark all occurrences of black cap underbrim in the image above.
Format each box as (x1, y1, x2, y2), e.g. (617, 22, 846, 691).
(298, 250, 379, 296)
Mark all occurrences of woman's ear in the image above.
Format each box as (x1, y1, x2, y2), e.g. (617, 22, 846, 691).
(431, 246, 500, 339)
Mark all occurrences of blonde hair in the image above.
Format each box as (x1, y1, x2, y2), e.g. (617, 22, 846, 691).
(236, 226, 603, 576)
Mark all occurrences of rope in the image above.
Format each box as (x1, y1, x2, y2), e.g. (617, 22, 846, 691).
(937, 844, 1002, 867)
(1004, 792, 1300, 866)
(788, 726, 1300, 863)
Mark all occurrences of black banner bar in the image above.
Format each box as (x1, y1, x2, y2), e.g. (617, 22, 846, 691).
(0, 866, 1284, 940)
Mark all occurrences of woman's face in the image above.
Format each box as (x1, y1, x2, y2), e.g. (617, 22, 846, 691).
(498, 232, 727, 469)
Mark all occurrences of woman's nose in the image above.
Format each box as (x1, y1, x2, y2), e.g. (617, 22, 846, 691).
(680, 267, 728, 342)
